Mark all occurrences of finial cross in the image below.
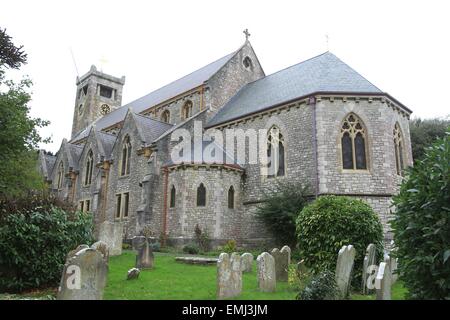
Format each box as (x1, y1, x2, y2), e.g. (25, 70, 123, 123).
(243, 28, 251, 41)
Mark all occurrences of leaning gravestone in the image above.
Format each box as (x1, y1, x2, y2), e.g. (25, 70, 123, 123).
(57, 247, 108, 300)
(217, 253, 242, 299)
(335, 245, 356, 299)
(240, 253, 253, 273)
(361, 243, 377, 294)
(98, 221, 123, 256)
(256, 252, 276, 292)
(376, 261, 392, 300)
(136, 239, 154, 269)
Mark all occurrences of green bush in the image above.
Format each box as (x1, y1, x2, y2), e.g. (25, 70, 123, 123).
(296, 195, 384, 284)
(0, 197, 93, 292)
(150, 241, 161, 252)
(255, 181, 309, 247)
(194, 224, 211, 252)
(222, 240, 237, 254)
(182, 243, 199, 255)
(392, 130, 450, 299)
(297, 270, 339, 300)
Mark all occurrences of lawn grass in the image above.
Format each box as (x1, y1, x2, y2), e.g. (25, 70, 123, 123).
(104, 251, 297, 300)
(350, 281, 408, 300)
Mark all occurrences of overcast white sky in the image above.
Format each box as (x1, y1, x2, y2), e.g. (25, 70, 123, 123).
(1, 0, 449, 152)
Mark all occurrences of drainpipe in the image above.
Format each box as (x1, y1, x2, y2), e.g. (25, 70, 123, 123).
(101, 161, 110, 223)
(162, 166, 169, 247)
(311, 96, 319, 198)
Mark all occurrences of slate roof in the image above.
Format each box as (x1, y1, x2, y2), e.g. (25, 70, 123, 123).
(132, 113, 174, 145)
(66, 143, 84, 170)
(207, 52, 384, 127)
(96, 131, 117, 158)
(44, 153, 56, 175)
(71, 50, 238, 142)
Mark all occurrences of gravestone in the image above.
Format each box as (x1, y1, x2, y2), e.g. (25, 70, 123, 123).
(376, 262, 392, 300)
(131, 236, 146, 251)
(240, 253, 253, 273)
(390, 257, 399, 284)
(91, 241, 109, 263)
(67, 244, 89, 260)
(135, 239, 154, 269)
(256, 252, 276, 292)
(98, 221, 123, 256)
(127, 268, 140, 280)
(270, 246, 290, 282)
(335, 245, 356, 299)
(297, 259, 307, 275)
(57, 248, 108, 300)
(361, 243, 376, 294)
(217, 253, 242, 299)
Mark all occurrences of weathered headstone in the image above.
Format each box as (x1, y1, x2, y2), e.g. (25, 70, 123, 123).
(57, 248, 108, 300)
(376, 262, 392, 300)
(91, 241, 109, 263)
(127, 268, 140, 280)
(66, 244, 89, 260)
(297, 259, 307, 275)
(361, 243, 376, 294)
(217, 252, 242, 299)
(131, 235, 146, 251)
(390, 257, 399, 284)
(240, 253, 253, 273)
(135, 239, 154, 269)
(270, 246, 290, 282)
(335, 245, 356, 299)
(256, 252, 276, 292)
(98, 221, 123, 256)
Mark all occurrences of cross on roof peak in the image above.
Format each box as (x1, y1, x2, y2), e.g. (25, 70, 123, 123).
(243, 29, 251, 41)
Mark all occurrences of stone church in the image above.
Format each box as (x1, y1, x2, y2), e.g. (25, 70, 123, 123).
(38, 36, 413, 248)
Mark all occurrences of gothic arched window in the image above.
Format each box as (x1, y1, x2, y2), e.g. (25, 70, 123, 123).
(196, 183, 206, 207)
(181, 100, 193, 121)
(393, 123, 405, 176)
(170, 185, 176, 208)
(57, 161, 64, 189)
(84, 150, 94, 186)
(161, 110, 170, 123)
(228, 186, 235, 209)
(341, 113, 368, 170)
(267, 126, 286, 178)
(120, 135, 132, 176)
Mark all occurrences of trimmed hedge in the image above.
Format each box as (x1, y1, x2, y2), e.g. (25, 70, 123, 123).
(296, 195, 384, 284)
(0, 205, 93, 292)
(392, 131, 450, 299)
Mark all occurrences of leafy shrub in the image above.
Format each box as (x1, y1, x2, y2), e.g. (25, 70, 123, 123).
(222, 240, 237, 254)
(297, 270, 339, 300)
(296, 195, 384, 283)
(150, 241, 161, 252)
(122, 243, 132, 250)
(182, 243, 199, 255)
(194, 224, 211, 252)
(392, 130, 450, 299)
(255, 181, 309, 247)
(0, 195, 93, 292)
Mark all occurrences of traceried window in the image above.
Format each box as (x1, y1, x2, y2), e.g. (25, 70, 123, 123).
(341, 113, 368, 170)
(57, 162, 64, 189)
(243, 56, 253, 70)
(84, 150, 94, 186)
(196, 183, 206, 207)
(228, 186, 235, 209)
(161, 110, 170, 123)
(115, 192, 129, 219)
(267, 126, 286, 178)
(170, 185, 176, 208)
(120, 136, 132, 176)
(393, 123, 405, 176)
(181, 100, 193, 120)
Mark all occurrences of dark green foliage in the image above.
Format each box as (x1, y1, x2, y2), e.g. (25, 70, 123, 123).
(410, 117, 450, 162)
(255, 181, 309, 247)
(392, 131, 450, 299)
(222, 240, 237, 254)
(183, 243, 200, 255)
(0, 194, 93, 292)
(296, 195, 384, 283)
(297, 270, 339, 300)
(150, 241, 161, 252)
(0, 28, 27, 69)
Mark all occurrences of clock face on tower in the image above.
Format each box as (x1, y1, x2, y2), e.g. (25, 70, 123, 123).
(100, 104, 111, 115)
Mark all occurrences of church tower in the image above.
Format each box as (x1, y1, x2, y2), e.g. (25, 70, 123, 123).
(71, 65, 125, 138)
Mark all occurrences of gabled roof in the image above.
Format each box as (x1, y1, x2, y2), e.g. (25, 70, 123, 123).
(96, 131, 116, 158)
(71, 49, 239, 142)
(66, 143, 84, 170)
(132, 113, 174, 145)
(207, 52, 385, 127)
